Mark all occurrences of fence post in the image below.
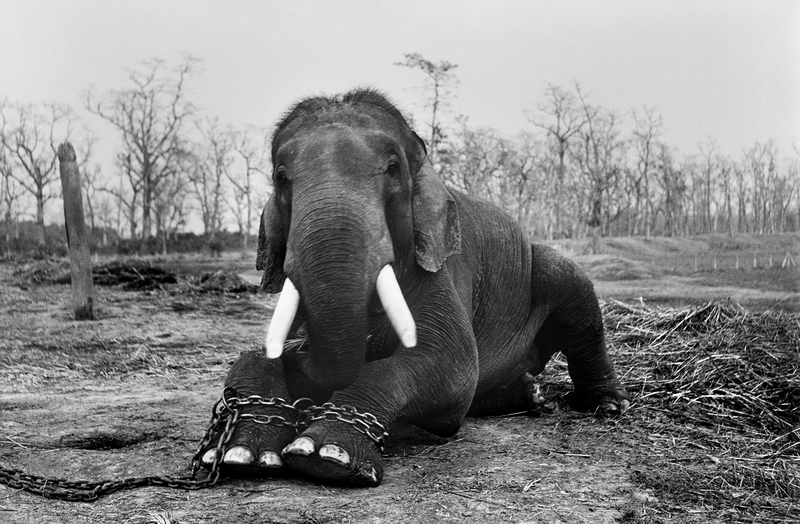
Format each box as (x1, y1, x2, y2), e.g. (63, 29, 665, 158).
(59, 142, 94, 320)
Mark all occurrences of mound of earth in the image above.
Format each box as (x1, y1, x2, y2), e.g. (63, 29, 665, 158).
(93, 260, 178, 290)
(12, 259, 71, 286)
(576, 254, 658, 281)
(191, 270, 260, 294)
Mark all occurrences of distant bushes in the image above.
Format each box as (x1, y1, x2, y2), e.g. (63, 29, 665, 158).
(0, 220, 256, 259)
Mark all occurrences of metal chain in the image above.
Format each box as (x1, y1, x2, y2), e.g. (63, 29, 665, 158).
(0, 391, 387, 502)
(299, 403, 389, 452)
(0, 396, 237, 502)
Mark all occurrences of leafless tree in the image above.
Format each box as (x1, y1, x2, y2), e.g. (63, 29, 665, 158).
(0, 132, 24, 256)
(86, 56, 198, 243)
(743, 141, 779, 234)
(227, 127, 269, 253)
(396, 53, 459, 161)
(526, 84, 589, 239)
(0, 101, 73, 247)
(715, 153, 736, 235)
(572, 85, 623, 251)
(188, 117, 231, 249)
(629, 107, 663, 237)
(74, 132, 104, 233)
(153, 169, 189, 255)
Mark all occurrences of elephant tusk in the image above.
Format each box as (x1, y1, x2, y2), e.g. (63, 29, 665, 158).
(376, 265, 417, 348)
(265, 278, 300, 358)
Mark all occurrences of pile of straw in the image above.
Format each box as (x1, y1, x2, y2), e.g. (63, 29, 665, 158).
(601, 300, 799, 515)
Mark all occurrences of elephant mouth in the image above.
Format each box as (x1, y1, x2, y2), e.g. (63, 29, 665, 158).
(265, 264, 416, 359)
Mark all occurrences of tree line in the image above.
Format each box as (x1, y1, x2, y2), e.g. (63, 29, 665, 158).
(2, 54, 799, 258)
(398, 55, 800, 250)
(1, 56, 269, 257)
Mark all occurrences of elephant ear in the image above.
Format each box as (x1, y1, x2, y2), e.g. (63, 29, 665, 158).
(256, 194, 287, 293)
(412, 159, 462, 272)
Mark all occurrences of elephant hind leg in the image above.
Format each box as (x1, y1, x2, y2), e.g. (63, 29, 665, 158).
(530, 245, 629, 414)
(533, 306, 629, 415)
(467, 373, 545, 417)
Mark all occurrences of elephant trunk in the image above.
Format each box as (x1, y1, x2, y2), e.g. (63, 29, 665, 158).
(265, 191, 416, 391)
(293, 212, 371, 391)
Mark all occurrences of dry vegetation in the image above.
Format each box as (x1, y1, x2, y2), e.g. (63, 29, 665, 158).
(0, 242, 798, 523)
(598, 300, 799, 522)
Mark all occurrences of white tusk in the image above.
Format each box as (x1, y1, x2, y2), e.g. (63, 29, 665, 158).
(265, 278, 300, 358)
(376, 265, 417, 348)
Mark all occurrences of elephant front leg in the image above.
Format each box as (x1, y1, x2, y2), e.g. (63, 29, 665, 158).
(283, 307, 479, 486)
(200, 351, 298, 475)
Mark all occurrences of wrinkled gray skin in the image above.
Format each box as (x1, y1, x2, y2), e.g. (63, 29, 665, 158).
(203, 89, 629, 486)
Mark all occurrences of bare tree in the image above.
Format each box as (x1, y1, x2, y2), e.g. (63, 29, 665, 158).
(102, 154, 141, 242)
(629, 107, 663, 236)
(0, 101, 73, 247)
(153, 169, 189, 255)
(697, 139, 721, 233)
(733, 159, 750, 233)
(443, 117, 508, 201)
(572, 86, 623, 251)
(654, 144, 685, 236)
(75, 132, 103, 234)
(526, 84, 589, 240)
(716, 153, 736, 235)
(227, 127, 269, 253)
(87, 56, 198, 243)
(396, 53, 458, 161)
(188, 118, 231, 250)
(743, 141, 779, 233)
(0, 136, 24, 257)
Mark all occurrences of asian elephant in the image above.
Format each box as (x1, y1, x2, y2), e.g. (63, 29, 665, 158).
(200, 89, 629, 486)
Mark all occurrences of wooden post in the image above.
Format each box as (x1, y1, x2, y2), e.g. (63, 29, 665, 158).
(59, 142, 94, 320)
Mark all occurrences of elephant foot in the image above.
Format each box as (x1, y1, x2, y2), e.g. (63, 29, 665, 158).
(572, 383, 630, 415)
(199, 402, 297, 476)
(282, 421, 384, 487)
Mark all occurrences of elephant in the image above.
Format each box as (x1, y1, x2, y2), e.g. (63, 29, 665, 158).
(200, 88, 629, 486)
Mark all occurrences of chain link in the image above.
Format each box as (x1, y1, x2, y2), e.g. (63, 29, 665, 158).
(299, 403, 389, 452)
(0, 390, 388, 502)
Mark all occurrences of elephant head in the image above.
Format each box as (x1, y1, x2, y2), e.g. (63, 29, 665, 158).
(256, 89, 461, 390)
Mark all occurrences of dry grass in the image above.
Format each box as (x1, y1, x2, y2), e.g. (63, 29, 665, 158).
(600, 300, 799, 521)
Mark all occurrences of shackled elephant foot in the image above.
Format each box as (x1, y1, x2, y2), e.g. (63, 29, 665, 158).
(199, 351, 299, 476)
(282, 422, 383, 487)
(200, 418, 297, 476)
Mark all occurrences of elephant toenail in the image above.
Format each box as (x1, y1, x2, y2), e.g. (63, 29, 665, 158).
(258, 451, 284, 468)
(223, 446, 254, 465)
(201, 449, 217, 466)
(283, 436, 315, 457)
(318, 444, 350, 466)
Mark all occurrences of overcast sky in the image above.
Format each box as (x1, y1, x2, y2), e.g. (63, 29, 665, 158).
(1, 0, 798, 171)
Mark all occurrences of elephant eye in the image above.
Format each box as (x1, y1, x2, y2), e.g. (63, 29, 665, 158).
(274, 167, 289, 187)
(385, 159, 401, 178)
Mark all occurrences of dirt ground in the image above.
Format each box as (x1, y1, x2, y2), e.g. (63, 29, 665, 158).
(0, 257, 797, 523)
